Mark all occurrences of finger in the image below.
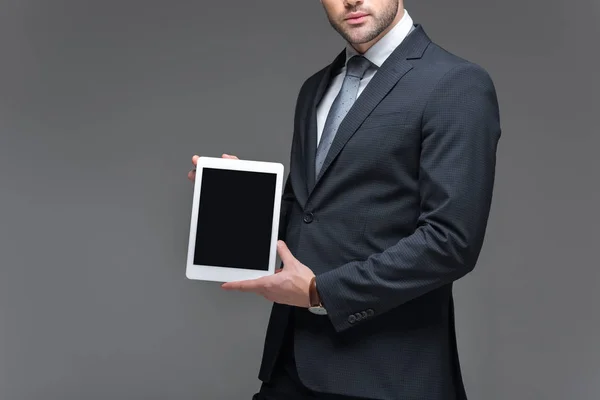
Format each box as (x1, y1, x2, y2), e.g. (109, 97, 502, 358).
(274, 268, 283, 274)
(221, 277, 265, 292)
(192, 155, 199, 165)
(277, 241, 296, 266)
(222, 154, 239, 159)
(187, 169, 196, 181)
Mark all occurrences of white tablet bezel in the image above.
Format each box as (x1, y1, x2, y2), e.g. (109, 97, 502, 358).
(186, 156, 284, 283)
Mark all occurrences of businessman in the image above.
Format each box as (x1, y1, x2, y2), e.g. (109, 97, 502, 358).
(188, 1, 500, 399)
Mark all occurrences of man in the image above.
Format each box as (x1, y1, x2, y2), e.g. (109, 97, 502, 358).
(188, 1, 500, 399)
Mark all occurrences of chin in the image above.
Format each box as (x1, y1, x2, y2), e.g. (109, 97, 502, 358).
(344, 30, 376, 45)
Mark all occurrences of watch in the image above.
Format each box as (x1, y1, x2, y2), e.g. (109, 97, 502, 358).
(308, 275, 327, 315)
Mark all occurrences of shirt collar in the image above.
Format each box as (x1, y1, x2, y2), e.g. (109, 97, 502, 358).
(345, 9, 414, 68)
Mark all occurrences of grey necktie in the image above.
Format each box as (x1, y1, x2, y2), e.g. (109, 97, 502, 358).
(315, 55, 372, 178)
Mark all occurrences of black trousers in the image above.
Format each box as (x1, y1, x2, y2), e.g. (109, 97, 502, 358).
(252, 314, 369, 400)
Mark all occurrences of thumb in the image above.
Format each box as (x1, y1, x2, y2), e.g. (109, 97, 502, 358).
(277, 241, 296, 266)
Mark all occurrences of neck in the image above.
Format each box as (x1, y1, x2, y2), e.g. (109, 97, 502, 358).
(351, 7, 405, 54)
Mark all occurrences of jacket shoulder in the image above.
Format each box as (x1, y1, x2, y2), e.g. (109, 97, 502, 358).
(297, 63, 330, 97)
(420, 40, 495, 83)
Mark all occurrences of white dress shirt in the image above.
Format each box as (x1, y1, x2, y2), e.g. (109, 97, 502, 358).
(316, 9, 414, 146)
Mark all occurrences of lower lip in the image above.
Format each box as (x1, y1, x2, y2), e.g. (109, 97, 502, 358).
(346, 15, 368, 25)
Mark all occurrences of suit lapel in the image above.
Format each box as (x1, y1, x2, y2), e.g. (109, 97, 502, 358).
(304, 50, 346, 192)
(307, 24, 431, 195)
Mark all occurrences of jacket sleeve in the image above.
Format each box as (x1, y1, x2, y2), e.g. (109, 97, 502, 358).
(278, 76, 313, 242)
(278, 174, 294, 242)
(315, 62, 502, 334)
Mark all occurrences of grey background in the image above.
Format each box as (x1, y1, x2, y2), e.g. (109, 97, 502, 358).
(1, 0, 598, 399)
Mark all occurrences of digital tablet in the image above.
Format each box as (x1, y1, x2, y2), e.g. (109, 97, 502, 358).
(186, 156, 285, 282)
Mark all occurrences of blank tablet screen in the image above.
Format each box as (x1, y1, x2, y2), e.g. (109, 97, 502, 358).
(193, 167, 277, 271)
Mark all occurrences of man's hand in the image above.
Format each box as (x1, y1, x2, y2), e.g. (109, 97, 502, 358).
(221, 241, 315, 308)
(187, 153, 238, 181)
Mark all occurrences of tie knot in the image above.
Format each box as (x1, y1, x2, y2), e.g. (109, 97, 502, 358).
(346, 55, 372, 78)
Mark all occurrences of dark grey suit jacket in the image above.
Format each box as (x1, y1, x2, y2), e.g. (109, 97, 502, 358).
(258, 24, 501, 400)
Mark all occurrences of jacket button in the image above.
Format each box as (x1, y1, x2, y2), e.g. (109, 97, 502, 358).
(361, 311, 368, 319)
(348, 314, 357, 324)
(366, 309, 374, 317)
(303, 212, 314, 223)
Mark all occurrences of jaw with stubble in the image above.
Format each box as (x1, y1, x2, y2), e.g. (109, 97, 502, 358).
(321, 0, 401, 46)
